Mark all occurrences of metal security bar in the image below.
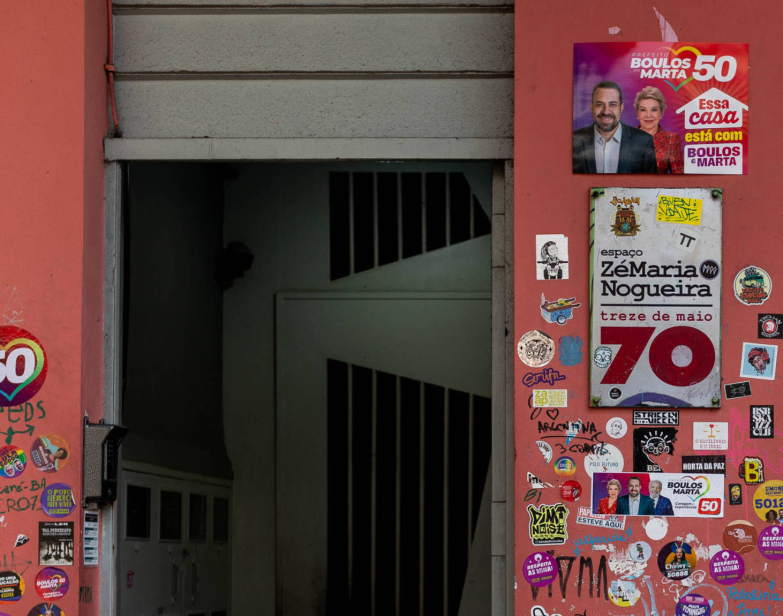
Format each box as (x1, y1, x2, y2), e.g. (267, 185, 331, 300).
(329, 172, 491, 280)
(327, 359, 491, 616)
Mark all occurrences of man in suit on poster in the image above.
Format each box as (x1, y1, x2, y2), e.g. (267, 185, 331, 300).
(616, 476, 655, 515)
(649, 479, 674, 516)
(573, 81, 657, 174)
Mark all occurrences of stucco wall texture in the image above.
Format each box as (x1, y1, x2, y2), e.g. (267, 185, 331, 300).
(0, 1, 106, 615)
(515, 3, 783, 616)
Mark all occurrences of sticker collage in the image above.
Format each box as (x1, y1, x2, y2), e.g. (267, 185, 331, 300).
(0, 325, 76, 616)
(518, 41, 775, 616)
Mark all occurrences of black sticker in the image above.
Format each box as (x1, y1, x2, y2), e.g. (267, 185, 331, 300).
(633, 427, 677, 472)
(632, 410, 679, 425)
(39, 522, 74, 567)
(682, 454, 725, 475)
(699, 259, 720, 280)
(729, 484, 743, 505)
(759, 314, 783, 339)
(750, 405, 774, 438)
(608, 388, 623, 400)
(724, 381, 752, 400)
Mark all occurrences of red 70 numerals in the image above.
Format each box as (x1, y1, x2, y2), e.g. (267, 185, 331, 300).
(600, 326, 716, 386)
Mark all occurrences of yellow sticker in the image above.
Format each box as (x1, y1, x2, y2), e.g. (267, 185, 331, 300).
(656, 195, 702, 226)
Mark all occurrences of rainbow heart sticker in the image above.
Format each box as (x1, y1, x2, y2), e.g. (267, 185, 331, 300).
(0, 327, 47, 405)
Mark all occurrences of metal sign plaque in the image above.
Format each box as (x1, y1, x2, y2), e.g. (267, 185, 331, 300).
(590, 188, 722, 408)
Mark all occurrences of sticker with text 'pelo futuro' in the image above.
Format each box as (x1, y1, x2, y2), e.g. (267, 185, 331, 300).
(0, 327, 47, 405)
(590, 188, 721, 408)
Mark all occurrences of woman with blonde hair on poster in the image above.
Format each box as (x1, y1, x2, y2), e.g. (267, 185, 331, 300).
(634, 86, 684, 174)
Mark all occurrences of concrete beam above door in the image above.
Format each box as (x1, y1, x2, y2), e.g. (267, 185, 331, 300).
(104, 137, 513, 161)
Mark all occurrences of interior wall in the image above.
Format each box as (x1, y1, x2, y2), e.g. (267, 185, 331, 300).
(122, 162, 233, 479)
(221, 162, 492, 615)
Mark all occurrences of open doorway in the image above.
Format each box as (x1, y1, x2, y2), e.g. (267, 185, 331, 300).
(115, 162, 498, 616)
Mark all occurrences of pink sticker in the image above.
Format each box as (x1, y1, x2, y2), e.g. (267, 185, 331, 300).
(758, 525, 783, 560)
(709, 549, 744, 584)
(522, 552, 558, 587)
(34, 568, 69, 600)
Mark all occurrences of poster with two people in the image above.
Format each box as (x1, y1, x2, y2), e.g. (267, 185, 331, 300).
(573, 42, 748, 174)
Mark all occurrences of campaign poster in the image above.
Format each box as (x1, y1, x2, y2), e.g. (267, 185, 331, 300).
(591, 471, 724, 518)
(573, 43, 748, 175)
(590, 187, 722, 408)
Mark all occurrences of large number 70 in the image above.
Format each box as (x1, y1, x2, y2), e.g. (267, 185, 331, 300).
(600, 326, 716, 386)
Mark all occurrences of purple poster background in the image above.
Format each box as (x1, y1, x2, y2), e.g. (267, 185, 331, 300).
(574, 42, 749, 174)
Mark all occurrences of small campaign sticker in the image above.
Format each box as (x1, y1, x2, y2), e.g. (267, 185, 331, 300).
(723, 520, 758, 555)
(758, 526, 783, 560)
(554, 456, 576, 477)
(709, 550, 744, 585)
(560, 480, 581, 502)
(0, 571, 23, 602)
(675, 594, 710, 616)
(657, 541, 697, 581)
(628, 540, 652, 563)
(41, 484, 75, 518)
(34, 568, 68, 600)
(30, 435, 70, 473)
(522, 552, 558, 587)
(0, 446, 26, 479)
(724, 381, 752, 400)
(27, 604, 65, 616)
(759, 314, 783, 339)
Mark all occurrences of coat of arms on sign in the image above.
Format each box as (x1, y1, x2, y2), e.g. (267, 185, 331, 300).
(610, 196, 641, 237)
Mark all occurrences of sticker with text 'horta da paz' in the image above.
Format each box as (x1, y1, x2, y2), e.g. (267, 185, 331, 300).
(42, 484, 75, 518)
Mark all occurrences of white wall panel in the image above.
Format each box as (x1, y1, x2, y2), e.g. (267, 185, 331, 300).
(115, 14, 513, 73)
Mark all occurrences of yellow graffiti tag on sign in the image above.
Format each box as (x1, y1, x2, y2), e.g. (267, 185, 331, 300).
(656, 195, 702, 226)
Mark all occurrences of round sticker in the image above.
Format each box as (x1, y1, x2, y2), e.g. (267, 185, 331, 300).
(723, 520, 758, 555)
(0, 446, 26, 479)
(0, 326, 48, 405)
(657, 541, 697, 580)
(699, 260, 720, 280)
(606, 417, 628, 439)
(583, 443, 624, 478)
(554, 456, 576, 477)
(536, 441, 553, 464)
(28, 604, 65, 616)
(41, 484, 75, 518)
(522, 552, 558, 587)
(628, 540, 652, 563)
(734, 265, 772, 306)
(758, 525, 783, 560)
(561, 480, 581, 501)
(709, 550, 744, 584)
(752, 480, 783, 522)
(594, 345, 612, 368)
(645, 518, 669, 541)
(34, 568, 69, 601)
(0, 571, 23, 601)
(675, 594, 710, 616)
(517, 330, 555, 368)
(30, 435, 70, 473)
(609, 581, 640, 607)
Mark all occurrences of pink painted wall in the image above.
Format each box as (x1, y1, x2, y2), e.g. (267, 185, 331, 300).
(0, 0, 106, 613)
(515, 3, 780, 615)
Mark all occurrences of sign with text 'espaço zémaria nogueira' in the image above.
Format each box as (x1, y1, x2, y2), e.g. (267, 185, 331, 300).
(590, 188, 721, 408)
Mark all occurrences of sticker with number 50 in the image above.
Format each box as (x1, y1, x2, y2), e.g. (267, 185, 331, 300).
(0, 326, 47, 405)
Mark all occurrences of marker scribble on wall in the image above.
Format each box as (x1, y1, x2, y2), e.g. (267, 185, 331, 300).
(559, 335, 583, 367)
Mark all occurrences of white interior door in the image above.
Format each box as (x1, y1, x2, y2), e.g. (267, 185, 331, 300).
(119, 466, 232, 616)
(276, 292, 491, 616)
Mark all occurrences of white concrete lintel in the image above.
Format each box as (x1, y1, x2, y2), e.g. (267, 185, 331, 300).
(104, 137, 513, 161)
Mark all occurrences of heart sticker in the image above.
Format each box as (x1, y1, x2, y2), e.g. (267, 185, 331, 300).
(0, 327, 47, 405)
